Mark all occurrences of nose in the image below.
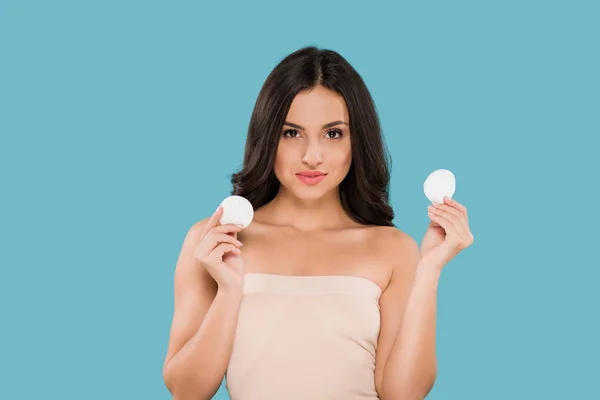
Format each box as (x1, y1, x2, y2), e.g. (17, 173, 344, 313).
(301, 140, 323, 167)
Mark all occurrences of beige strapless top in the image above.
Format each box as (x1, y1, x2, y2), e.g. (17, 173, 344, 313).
(225, 273, 382, 400)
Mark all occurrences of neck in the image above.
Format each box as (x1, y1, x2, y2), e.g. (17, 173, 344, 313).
(259, 187, 351, 232)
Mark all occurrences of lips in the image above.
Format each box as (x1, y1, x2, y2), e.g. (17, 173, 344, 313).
(296, 172, 327, 177)
(296, 172, 327, 185)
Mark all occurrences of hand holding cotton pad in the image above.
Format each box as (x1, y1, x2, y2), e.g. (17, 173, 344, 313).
(219, 195, 254, 228)
(423, 169, 456, 204)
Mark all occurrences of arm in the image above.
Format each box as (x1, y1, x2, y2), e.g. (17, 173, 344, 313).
(375, 231, 439, 400)
(162, 219, 243, 400)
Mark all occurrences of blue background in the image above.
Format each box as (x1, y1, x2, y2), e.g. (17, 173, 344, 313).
(1, 1, 598, 399)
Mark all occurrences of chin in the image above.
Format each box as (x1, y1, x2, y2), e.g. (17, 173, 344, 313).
(295, 189, 328, 199)
(292, 181, 339, 199)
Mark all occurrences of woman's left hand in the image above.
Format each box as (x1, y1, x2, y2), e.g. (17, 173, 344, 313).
(419, 197, 474, 272)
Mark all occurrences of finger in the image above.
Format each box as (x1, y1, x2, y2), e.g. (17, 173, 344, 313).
(202, 206, 224, 237)
(432, 203, 462, 219)
(446, 199, 474, 241)
(205, 232, 243, 249)
(211, 224, 243, 241)
(427, 210, 455, 236)
(427, 211, 468, 248)
(443, 197, 468, 219)
(196, 232, 241, 259)
(432, 207, 474, 246)
(212, 224, 245, 236)
(430, 203, 470, 238)
(428, 206, 469, 241)
(210, 243, 241, 262)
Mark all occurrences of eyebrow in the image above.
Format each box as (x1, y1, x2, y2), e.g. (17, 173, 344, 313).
(283, 120, 349, 130)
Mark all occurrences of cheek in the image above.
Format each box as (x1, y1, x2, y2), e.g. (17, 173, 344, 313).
(274, 143, 294, 176)
(331, 144, 352, 170)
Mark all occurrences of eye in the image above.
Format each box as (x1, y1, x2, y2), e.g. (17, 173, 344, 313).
(281, 128, 344, 139)
(326, 129, 343, 139)
(282, 129, 299, 139)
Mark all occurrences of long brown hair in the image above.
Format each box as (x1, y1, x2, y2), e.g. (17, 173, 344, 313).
(229, 46, 395, 227)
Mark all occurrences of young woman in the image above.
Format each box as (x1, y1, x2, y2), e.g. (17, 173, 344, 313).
(162, 46, 474, 400)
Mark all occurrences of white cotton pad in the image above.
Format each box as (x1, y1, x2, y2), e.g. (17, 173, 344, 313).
(219, 195, 254, 228)
(423, 169, 456, 204)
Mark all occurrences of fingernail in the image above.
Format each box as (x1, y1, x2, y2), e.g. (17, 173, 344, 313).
(236, 224, 244, 228)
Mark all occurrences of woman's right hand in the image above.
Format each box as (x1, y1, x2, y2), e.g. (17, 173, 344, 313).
(193, 206, 245, 292)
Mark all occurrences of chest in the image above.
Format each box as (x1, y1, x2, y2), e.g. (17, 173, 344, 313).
(237, 226, 391, 290)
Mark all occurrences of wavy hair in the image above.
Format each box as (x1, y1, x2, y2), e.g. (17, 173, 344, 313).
(229, 46, 395, 227)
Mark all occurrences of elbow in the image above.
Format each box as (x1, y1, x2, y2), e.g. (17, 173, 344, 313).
(402, 371, 437, 400)
(163, 365, 186, 399)
(410, 374, 437, 400)
(162, 361, 180, 396)
(162, 362, 173, 393)
(380, 371, 437, 400)
(163, 362, 217, 400)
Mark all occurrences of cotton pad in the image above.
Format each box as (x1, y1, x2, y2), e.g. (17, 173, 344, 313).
(423, 169, 456, 204)
(219, 195, 254, 228)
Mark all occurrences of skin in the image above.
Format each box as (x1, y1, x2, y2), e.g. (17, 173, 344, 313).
(162, 84, 474, 400)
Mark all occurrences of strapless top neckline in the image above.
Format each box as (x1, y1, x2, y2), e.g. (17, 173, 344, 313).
(242, 272, 383, 301)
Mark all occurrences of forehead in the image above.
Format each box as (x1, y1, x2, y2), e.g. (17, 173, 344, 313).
(286, 86, 349, 125)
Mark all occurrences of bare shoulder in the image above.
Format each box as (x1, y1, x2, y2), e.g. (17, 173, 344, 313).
(181, 216, 215, 246)
(190, 216, 211, 235)
(381, 226, 419, 254)
(371, 226, 421, 288)
(171, 215, 222, 294)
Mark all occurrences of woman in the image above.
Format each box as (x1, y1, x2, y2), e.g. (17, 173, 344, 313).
(162, 46, 474, 400)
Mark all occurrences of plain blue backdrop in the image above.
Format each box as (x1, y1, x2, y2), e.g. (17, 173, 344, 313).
(1, 1, 598, 399)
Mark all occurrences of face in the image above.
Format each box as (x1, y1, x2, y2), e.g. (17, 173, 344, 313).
(274, 85, 352, 200)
